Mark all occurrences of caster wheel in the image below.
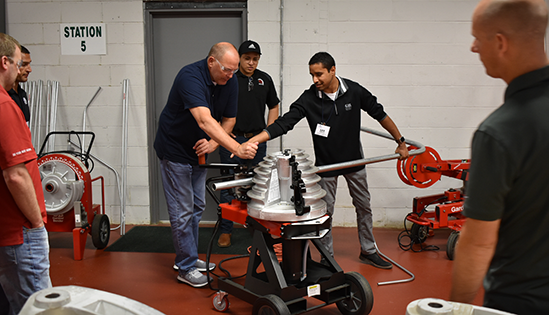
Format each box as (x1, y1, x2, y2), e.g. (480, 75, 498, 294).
(446, 231, 460, 260)
(336, 271, 374, 315)
(92, 214, 110, 249)
(410, 223, 429, 244)
(213, 292, 230, 312)
(252, 294, 290, 315)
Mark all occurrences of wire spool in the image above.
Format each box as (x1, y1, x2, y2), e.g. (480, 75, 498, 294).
(38, 154, 87, 215)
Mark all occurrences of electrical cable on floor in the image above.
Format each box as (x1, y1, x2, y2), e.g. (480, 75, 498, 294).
(397, 197, 447, 253)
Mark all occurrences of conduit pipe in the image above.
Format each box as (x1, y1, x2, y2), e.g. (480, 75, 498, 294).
(82, 87, 102, 154)
(120, 79, 130, 235)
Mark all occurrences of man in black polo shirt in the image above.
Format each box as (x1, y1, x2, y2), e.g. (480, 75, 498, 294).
(451, 0, 549, 313)
(8, 45, 32, 127)
(217, 40, 280, 247)
(247, 52, 409, 269)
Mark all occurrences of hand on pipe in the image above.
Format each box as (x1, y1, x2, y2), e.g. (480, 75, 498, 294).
(396, 143, 410, 160)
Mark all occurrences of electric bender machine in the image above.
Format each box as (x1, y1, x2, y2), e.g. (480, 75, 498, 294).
(37, 131, 110, 260)
(396, 145, 470, 260)
(204, 127, 425, 315)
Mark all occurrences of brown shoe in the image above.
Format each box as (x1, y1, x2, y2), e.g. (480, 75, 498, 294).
(217, 233, 231, 247)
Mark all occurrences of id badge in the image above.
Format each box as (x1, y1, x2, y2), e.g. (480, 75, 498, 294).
(315, 123, 330, 137)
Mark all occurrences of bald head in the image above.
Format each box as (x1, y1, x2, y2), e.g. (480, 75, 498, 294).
(471, 0, 549, 83)
(207, 42, 239, 85)
(474, 0, 548, 41)
(208, 42, 238, 61)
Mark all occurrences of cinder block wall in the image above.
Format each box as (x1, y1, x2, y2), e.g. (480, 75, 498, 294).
(247, 0, 506, 228)
(7, 0, 508, 228)
(7, 0, 149, 225)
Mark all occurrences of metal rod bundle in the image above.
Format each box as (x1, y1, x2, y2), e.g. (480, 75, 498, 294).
(21, 80, 58, 150)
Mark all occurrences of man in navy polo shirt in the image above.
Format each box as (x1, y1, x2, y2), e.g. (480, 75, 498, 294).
(154, 42, 258, 288)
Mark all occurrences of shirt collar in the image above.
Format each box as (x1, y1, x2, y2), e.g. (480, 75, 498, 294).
(505, 65, 549, 101)
(315, 76, 348, 99)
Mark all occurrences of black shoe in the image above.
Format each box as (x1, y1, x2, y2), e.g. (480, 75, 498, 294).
(359, 252, 393, 269)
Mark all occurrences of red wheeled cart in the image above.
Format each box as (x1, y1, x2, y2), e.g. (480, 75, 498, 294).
(38, 131, 109, 260)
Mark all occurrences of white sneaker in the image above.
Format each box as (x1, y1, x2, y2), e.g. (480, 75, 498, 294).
(195, 259, 216, 272)
(173, 259, 216, 272)
(177, 268, 210, 288)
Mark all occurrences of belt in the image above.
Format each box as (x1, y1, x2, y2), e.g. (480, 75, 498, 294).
(233, 130, 262, 138)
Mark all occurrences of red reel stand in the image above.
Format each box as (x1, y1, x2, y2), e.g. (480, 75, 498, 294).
(38, 153, 108, 260)
(397, 146, 470, 260)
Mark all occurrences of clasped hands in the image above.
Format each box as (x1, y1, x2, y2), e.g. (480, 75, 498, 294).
(194, 138, 258, 160)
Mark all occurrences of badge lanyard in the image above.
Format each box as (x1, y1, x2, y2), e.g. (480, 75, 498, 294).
(315, 94, 338, 138)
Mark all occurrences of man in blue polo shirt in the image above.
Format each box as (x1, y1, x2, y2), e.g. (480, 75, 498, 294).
(154, 42, 258, 288)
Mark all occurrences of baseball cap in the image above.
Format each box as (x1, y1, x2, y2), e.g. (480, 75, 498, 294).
(238, 40, 261, 55)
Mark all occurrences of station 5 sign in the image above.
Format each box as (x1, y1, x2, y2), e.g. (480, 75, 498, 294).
(60, 23, 106, 55)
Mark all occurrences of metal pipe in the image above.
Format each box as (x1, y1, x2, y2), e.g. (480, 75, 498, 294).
(36, 80, 43, 149)
(316, 127, 425, 174)
(69, 140, 124, 233)
(213, 177, 254, 191)
(49, 81, 59, 151)
(120, 79, 129, 235)
(375, 243, 415, 286)
(213, 127, 426, 190)
(45, 80, 52, 151)
(82, 87, 102, 154)
(278, 0, 284, 152)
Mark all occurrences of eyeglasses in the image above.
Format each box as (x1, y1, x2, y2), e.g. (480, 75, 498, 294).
(248, 76, 254, 92)
(6, 56, 23, 69)
(214, 58, 238, 74)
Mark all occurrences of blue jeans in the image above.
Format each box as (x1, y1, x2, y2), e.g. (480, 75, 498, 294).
(219, 136, 266, 233)
(160, 159, 207, 273)
(0, 226, 52, 315)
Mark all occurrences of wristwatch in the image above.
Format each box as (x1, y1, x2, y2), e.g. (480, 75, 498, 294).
(395, 136, 405, 145)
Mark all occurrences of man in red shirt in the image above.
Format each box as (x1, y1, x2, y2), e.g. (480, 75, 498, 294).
(0, 33, 51, 315)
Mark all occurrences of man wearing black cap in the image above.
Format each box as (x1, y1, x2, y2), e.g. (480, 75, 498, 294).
(217, 40, 280, 247)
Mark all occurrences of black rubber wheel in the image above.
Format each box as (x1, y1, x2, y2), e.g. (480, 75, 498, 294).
(410, 223, 429, 244)
(212, 293, 230, 312)
(446, 231, 460, 260)
(336, 271, 374, 315)
(252, 294, 290, 315)
(92, 214, 110, 249)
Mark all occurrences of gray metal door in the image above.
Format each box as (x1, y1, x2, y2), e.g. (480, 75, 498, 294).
(145, 3, 246, 223)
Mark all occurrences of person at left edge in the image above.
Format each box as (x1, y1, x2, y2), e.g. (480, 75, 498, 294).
(8, 45, 32, 127)
(154, 42, 258, 288)
(0, 33, 51, 315)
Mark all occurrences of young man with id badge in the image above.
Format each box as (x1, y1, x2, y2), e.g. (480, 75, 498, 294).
(247, 52, 408, 269)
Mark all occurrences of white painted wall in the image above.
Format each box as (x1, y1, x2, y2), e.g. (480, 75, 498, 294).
(6, 0, 508, 229)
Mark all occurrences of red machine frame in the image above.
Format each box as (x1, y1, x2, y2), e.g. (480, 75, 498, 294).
(38, 131, 109, 261)
(397, 146, 470, 259)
